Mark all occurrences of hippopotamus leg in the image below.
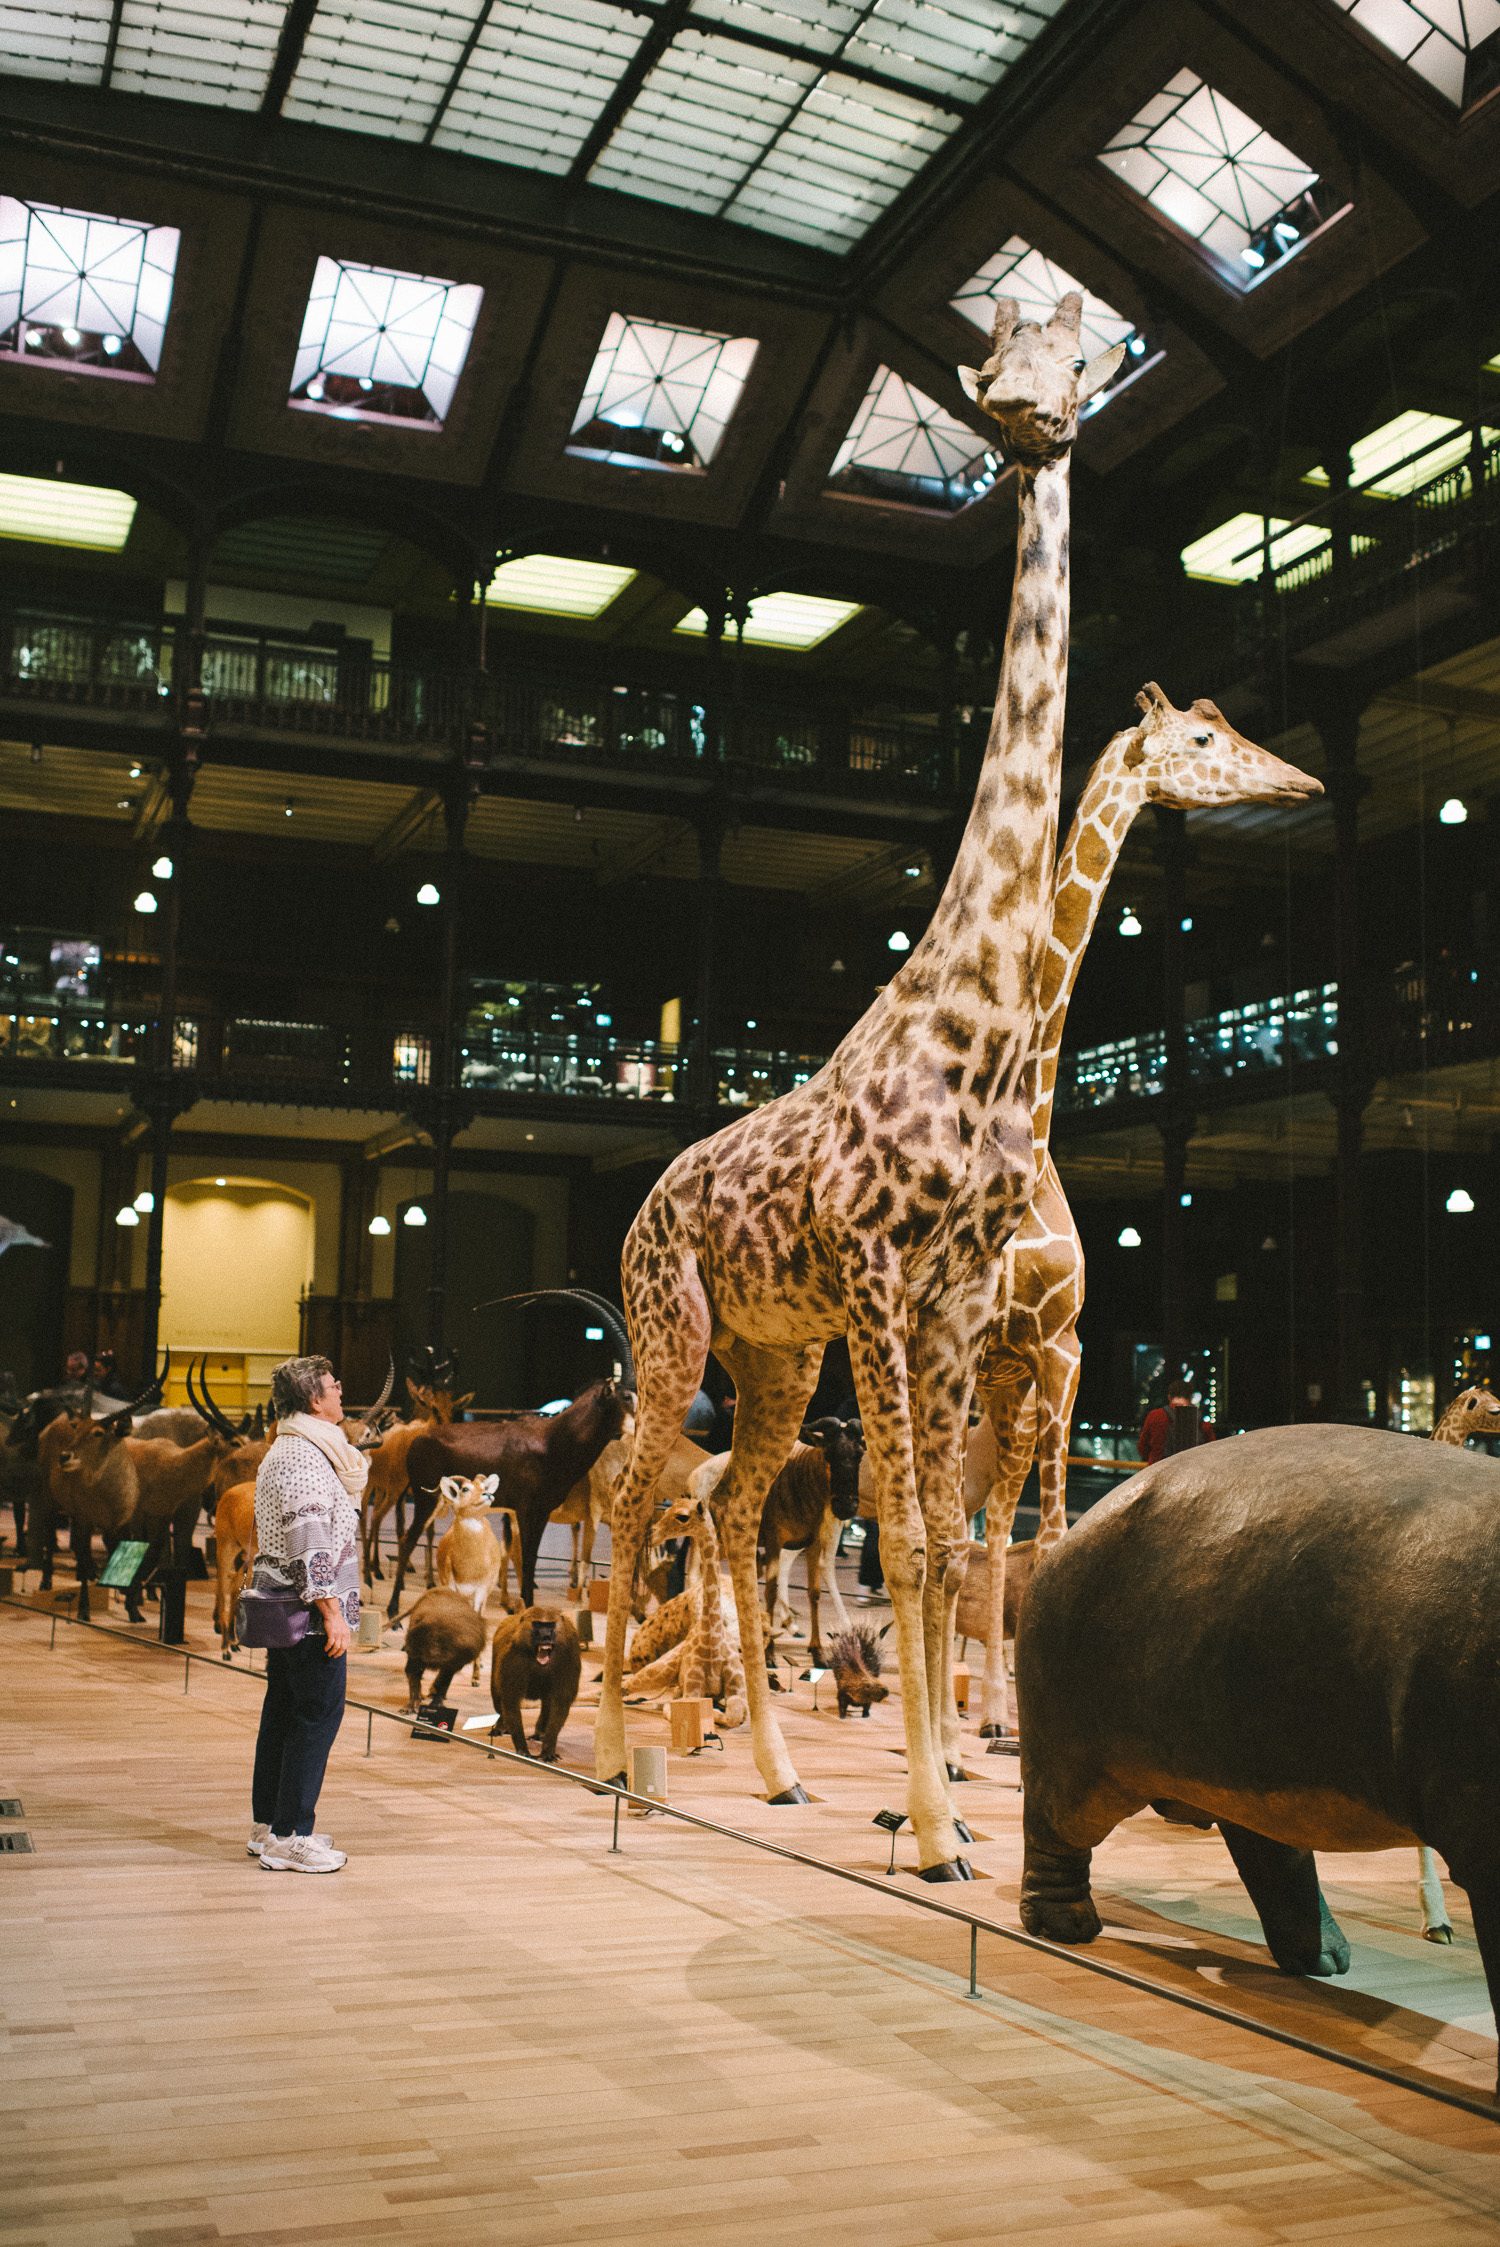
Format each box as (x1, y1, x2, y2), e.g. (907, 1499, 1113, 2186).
(1019, 1799, 1105, 1944)
(1218, 1822, 1350, 1978)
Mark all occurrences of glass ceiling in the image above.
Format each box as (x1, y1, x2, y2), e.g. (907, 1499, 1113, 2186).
(289, 257, 483, 428)
(0, 197, 180, 379)
(1334, 0, 1500, 106)
(569, 314, 759, 470)
(828, 365, 996, 511)
(1100, 71, 1328, 287)
(4, 0, 1067, 256)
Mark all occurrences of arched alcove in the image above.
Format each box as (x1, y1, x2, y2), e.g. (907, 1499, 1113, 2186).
(161, 1177, 314, 1408)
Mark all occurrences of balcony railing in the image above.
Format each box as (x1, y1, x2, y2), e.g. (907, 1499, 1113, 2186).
(0, 610, 952, 799)
(1055, 984, 1341, 1115)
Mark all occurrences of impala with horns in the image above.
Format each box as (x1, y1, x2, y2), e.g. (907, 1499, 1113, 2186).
(384, 1290, 633, 1618)
(361, 1359, 475, 1582)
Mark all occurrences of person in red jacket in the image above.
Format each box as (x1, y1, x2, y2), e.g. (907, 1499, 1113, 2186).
(1139, 1385, 1194, 1463)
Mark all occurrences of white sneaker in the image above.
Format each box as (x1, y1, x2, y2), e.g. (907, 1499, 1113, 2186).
(248, 1824, 335, 1859)
(259, 1833, 347, 1874)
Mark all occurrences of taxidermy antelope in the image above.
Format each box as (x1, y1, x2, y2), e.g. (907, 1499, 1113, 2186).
(434, 1473, 504, 1684)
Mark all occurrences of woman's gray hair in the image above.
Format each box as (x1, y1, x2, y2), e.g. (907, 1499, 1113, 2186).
(271, 1354, 335, 1419)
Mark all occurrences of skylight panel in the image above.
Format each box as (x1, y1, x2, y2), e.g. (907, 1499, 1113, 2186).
(0, 198, 180, 380)
(1333, 0, 1500, 106)
(0, 471, 137, 551)
(588, 29, 816, 216)
(1100, 70, 1330, 287)
(289, 258, 482, 429)
(843, 0, 1065, 104)
(690, 0, 855, 52)
(725, 71, 958, 248)
(110, 0, 284, 108)
(433, 0, 652, 175)
(951, 235, 1154, 414)
(1305, 410, 1499, 497)
(827, 365, 996, 511)
(676, 592, 862, 649)
(283, 0, 486, 141)
(0, 0, 111, 82)
(1181, 513, 1329, 583)
(484, 555, 637, 618)
(569, 314, 759, 471)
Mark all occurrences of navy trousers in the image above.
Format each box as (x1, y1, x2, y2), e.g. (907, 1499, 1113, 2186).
(252, 1635, 347, 1837)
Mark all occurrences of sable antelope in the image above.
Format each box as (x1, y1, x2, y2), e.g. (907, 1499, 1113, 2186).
(385, 1292, 633, 1619)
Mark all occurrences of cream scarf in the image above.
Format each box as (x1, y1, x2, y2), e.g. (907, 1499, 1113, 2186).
(279, 1412, 370, 1500)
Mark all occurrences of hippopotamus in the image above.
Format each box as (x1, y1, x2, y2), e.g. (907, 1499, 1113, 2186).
(1015, 1423, 1500, 2082)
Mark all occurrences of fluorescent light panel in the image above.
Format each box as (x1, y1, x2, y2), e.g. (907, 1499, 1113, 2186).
(1181, 513, 1335, 583)
(485, 554, 637, 617)
(1333, 0, 1500, 106)
(676, 592, 862, 649)
(1305, 410, 1499, 498)
(0, 471, 137, 551)
(289, 257, 482, 428)
(0, 197, 180, 378)
(1100, 70, 1324, 284)
(569, 312, 758, 471)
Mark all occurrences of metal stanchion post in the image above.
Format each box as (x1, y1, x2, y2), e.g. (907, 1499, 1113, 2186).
(968, 1922, 979, 1999)
(184, 1654, 191, 1694)
(366, 1709, 373, 1757)
(611, 1791, 622, 1853)
(50, 1614, 57, 1650)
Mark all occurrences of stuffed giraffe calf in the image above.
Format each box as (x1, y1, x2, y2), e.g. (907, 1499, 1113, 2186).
(621, 1486, 748, 1728)
(970, 690, 1320, 1738)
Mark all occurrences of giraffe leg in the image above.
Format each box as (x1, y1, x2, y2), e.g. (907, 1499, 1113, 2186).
(844, 1299, 962, 1878)
(713, 1339, 824, 1803)
(814, 1513, 851, 1634)
(1033, 1328, 1080, 1554)
(909, 1313, 984, 1791)
(593, 1254, 711, 1788)
(976, 1377, 1035, 1736)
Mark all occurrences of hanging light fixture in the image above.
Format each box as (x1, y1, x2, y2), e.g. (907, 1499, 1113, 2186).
(133, 1189, 154, 1214)
(404, 1204, 428, 1228)
(417, 882, 440, 906)
(1117, 1224, 1142, 1248)
(133, 890, 158, 914)
(114, 1204, 140, 1228)
(1447, 1186, 1476, 1214)
(367, 1214, 392, 1237)
(1439, 797, 1468, 826)
(887, 928, 911, 953)
(152, 854, 173, 879)
(1118, 907, 1142, 938)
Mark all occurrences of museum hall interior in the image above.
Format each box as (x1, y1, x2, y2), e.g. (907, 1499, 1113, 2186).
(5, 0, 1500, 2234)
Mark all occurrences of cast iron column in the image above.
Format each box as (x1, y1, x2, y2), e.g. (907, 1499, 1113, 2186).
(1155, 809, 1191, 1382)
(692, 803, 727, 1112)
(422, 779, 470, 1359)
(1319, 690, 1373, 1420)
(139, 739, 198, 1381)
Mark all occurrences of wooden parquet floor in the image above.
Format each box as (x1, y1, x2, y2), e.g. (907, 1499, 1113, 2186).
(4, 1573, 1500, 2245)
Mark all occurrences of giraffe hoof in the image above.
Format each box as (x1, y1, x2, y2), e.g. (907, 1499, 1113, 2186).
(978, 1721, 1015, 1741)
(917, 1858, 970, 1884)
(605, 1771, 627, 1791)
(953, 1818, 974, 1846)
(1424, 1924, 1454, 1945)
(768, 1785, 810, 1806)
(946, 1762, 969, 1782)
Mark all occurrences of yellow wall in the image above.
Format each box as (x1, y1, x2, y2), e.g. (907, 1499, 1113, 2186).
(161, 1179, 313, 1360)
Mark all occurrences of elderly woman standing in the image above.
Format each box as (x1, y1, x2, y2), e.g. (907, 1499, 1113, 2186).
(247, 1354, 366, 1874)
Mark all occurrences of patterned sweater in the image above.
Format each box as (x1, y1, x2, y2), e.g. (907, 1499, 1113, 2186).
(252, 1433, 361, 1628)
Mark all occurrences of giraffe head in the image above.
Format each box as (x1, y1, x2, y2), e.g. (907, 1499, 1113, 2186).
(1435, 1386, 1500, 1445)
(1124, 684, 1323, 809)
(957, 292, 1125, 467)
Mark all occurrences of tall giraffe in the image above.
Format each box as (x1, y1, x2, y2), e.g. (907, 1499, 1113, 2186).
(595, 294, 1125, 1877)
(970, 688, 1321, 1735)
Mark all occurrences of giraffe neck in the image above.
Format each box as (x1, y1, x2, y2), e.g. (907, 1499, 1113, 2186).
(1030, 734, 1147, 1150)
(905, 458, 1071, 1047)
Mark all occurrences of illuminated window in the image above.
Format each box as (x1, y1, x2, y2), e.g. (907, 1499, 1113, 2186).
(0, 197, 179, 378)
(828, 366, 996, 512)
(1181, 513, 1330, 584)
(676, 592, 862, 650)
(950, 236, 1154, 414)
(0, 471, 137, 551)
(1305, 410, 1500, 497)
(1100, 70, 1330, 285)
(569, 314, 758, 472)
(1333, 0, 1500, 105)
(484, 554, 637, 617)
(289, 257, 482, 429)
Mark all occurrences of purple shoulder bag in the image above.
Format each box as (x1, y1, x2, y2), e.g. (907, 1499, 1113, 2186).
(235, 1584, 313, 1650)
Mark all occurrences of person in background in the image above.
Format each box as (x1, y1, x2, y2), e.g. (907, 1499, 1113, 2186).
(63, 1350, 89, 1383)
(247, 1354, 365, 1875)
(1138, 1384, 1192, 1465)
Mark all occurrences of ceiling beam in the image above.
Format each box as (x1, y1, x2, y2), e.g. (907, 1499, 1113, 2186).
(370, 787, 443, 863)
(565, 0, 698, 191)
(422, 0, 498, 148)
(261, 0, 321, 119)
(100, 0, 127, 89)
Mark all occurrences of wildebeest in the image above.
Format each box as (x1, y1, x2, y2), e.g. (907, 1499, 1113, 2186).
(1016, 1423, 1500, 2088)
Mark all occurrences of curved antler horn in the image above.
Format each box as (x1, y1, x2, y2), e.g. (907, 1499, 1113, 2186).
(195, 1355, 238, 1440)
(367, 1353, 395, 1417)
(472, 1286, 635, 1388)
